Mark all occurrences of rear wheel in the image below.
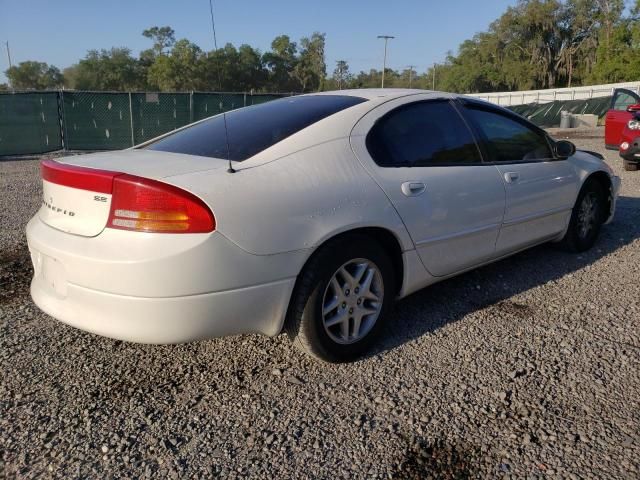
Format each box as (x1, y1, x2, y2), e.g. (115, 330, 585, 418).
(559, 179, 606, 252)
(623, 160, 638, 171)
(285, 235, 395, 363)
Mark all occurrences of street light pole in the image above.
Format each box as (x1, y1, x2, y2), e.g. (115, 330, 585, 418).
(377, 35, 394, 88)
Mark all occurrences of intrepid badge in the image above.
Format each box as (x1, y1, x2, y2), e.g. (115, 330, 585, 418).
(43, 198, 75, 217)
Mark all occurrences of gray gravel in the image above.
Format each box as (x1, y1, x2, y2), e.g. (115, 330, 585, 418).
(1, 133, 639, 479)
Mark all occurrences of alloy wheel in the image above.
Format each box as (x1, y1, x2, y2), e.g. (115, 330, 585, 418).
(321, 258, 384, 344)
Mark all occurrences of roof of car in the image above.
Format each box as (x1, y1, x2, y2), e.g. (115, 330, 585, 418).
(310, 88, 445, 100)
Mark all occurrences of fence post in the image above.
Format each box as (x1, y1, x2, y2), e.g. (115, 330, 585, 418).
(244, 92, 247, 107)
(57, 90, 66, 151)
(189, 91, 194, 123)
(128, 92, 135, 147)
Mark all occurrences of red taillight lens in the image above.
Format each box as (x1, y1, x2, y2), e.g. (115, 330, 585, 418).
(107, 174, 215, 233)
(41, 159, 118, 193)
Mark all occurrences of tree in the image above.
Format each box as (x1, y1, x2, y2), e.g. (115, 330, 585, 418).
(236, 44, 267, 91)
(293, 32, 326, 91)
(422, 0, 636, 93)
(5, 61, 63, 89)
(332, 60, 352, 89)
(147, 39, 206, 91)
(142, 26, 176, 56)
(588, 0, 638, 83)
(263, 35, 298, 91)
(72, 48, 145, 90)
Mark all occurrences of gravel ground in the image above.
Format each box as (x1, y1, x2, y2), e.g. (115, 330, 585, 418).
(1, 133, 639, 479)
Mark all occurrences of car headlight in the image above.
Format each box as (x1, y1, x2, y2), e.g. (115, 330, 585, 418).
(628, 119, 640, 130)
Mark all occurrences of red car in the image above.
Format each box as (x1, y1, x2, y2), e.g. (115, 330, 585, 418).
(605, 88, 640, 171)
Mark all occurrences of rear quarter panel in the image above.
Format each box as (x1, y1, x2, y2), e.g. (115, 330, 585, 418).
(164, 138, 414, 257)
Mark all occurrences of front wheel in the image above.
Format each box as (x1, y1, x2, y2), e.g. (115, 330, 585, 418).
(623, 160, 638, 172)
(285, 235, 395, 363)
(559, 179, 606, 252)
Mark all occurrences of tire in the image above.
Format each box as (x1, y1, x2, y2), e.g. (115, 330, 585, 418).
(559, 179, 607, 253)
(285, 234, 395, 363)
(623, 160, 638, 172)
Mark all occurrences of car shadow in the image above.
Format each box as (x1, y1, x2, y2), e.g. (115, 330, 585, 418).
(372, 195, 640, 356)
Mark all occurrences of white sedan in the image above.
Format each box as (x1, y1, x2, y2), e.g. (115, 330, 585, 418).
(27, 89, 621, 362)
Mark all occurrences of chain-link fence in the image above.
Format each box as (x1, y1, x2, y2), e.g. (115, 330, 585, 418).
(0, 91, 290, 156)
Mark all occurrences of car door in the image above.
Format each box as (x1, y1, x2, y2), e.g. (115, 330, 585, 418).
(458, 100, 578, 256)
(605, 88, 640, 149)
(350, 96, 506, 277)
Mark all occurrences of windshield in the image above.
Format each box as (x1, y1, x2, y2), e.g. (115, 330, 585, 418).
(143, 95, 367, 161)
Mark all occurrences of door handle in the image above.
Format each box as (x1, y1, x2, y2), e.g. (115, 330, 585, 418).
(401, 182, 426, 197)
(504, 172, 519, 184)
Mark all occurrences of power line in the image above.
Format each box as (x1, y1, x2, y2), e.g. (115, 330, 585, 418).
(208, 0, 219, 51)
(207, 0, 234, 173)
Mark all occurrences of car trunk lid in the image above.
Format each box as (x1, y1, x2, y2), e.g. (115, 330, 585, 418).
(39, 150, 225, 237)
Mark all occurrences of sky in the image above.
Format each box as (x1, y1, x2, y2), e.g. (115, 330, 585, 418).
(0, 0, 519, 84)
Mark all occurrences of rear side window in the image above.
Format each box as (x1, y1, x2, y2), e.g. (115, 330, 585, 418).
(366, 100, 481, 167)
(464, 107, 553, 162)
(143, 95, 366, 161)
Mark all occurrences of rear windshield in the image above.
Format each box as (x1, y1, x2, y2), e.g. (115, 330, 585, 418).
(143, 95, 367, 161)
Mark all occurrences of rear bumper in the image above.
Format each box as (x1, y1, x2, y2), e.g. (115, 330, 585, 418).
(26, 216, 305, 342)
(30, 273, 295, 343)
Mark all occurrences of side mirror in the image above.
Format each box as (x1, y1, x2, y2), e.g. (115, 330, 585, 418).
(555, 140, 576, 159)
(627, 104, 640, 113)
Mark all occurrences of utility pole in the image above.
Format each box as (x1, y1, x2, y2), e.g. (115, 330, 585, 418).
(5, 41, 12, 89)
(406, 65, 416, 88)
(377, 35, 394, 88)
(432, 62, 436, 90)
(5, 41, 12, 69)
(336, 60, 343, 90)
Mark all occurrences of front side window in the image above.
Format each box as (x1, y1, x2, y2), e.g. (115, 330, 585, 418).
(143, 95, 367, 161)
(366, 100, 481, 167)
(613, 91, 640, 111)
(464, 107, 553, 162)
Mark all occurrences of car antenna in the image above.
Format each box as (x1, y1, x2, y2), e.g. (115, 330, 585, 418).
(209, 0, 235, 173)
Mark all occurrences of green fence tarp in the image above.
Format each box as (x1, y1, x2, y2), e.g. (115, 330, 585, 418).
(62, 91, 133, 150)
(131, 93, 191, 145)
(192, 93, 245, 122)
(247, 93, 286, 106)
(508, 96, 612, 127)
(0, 91, 291, 155)
(4, 90, 606, 156)
(0, 92, 62, 156)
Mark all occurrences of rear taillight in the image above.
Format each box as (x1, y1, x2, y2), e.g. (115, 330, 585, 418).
(41, 159, 215, 234)
(41, 159, 118, 193)
(107, 174, 215, 233)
